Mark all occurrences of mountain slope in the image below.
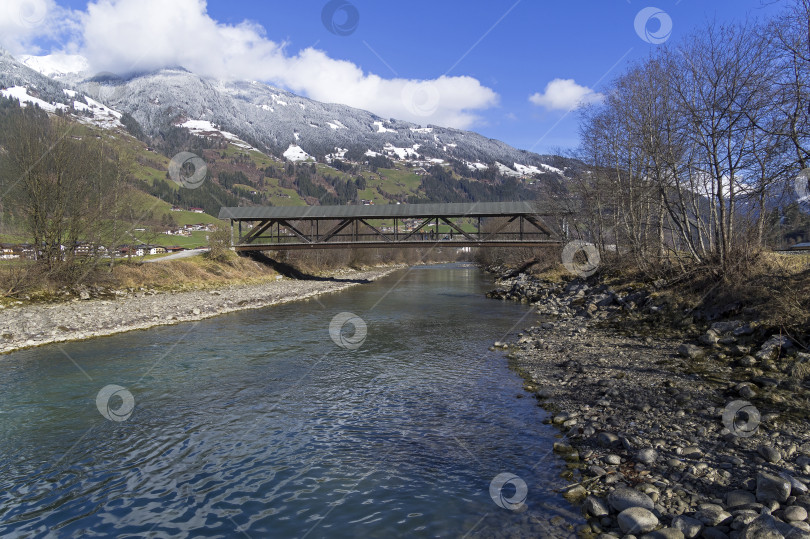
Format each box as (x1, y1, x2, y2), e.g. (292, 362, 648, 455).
(65, 64, 572, 174)
(0, 51, 578, 215)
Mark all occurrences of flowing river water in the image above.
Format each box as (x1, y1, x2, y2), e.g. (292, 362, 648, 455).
(0, 264, 581, 538)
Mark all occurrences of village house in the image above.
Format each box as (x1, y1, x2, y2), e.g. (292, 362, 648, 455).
(73, 242, 109, 257)
(0, 243, 18, 260)
(133, 245, 167, 256)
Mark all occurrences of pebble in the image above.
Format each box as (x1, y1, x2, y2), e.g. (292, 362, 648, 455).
(758, 445, 782, 464)
(0, 267, 401, 354)
(672, 515, 704, 538)
(490, 271, 810, 536)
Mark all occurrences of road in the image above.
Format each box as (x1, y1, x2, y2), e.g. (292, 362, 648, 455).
(143, 248, 209, 263)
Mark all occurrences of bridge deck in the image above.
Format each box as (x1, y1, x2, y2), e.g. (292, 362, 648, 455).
(219, 201, 567, 251)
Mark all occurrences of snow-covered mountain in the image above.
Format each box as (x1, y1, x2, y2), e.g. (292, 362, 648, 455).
(0, 51, 123, 129)
(1, 51, 573, 176)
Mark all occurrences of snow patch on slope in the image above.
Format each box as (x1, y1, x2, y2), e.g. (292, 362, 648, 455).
(383, 143, 420, 160)
(514, 163, 541, 176)
(495, 162, 521, 177)
(19, 54, 89, 78)
(180, 119, 255, 150)
(1, 86, 67, 113)
(540, 163, 563, 175)
(283, 144, 313, 162)
(373, 121, 395, 133)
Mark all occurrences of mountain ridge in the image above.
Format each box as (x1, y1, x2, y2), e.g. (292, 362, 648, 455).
(4, 51, 575, 178)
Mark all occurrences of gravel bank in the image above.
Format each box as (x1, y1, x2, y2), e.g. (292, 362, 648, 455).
(489, 273, 810, 538)
(0, 265, 404, 355)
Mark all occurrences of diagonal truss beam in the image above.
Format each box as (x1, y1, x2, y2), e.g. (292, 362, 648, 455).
(277, 219, 313, 244)
(359, 219, 393, 242)
(482, 215, 518, 241)
(318, 218, 353, 243)
(241, 219, 275, 244)
(523, 215, 554, 236)
(400, 217, 434, 241)
(439, 217, 477, 241)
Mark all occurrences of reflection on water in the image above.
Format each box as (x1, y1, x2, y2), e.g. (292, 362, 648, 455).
(0, 264, 580, 537)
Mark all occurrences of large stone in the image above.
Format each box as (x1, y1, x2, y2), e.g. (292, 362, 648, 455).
(784, 505, 808, 522)
(700, 330, 720, 346)
(726, 490, 756, 508)
(757, 471, 792, 503)
(780, 472, 809, 496)
(608, 487, 655, 512)
(618, 507, 659, 534)
(672, 515, 704, 539)
(583, 495, 610, 517)
(678, 343, 705, 359)
(680, 446, 703, 459)
(758, 445, 782, 463)
(563, 485, 587, 503)
(734, 324, 755, 336)
(756, 335, 793, 361)
(637, 448, 658, 465)
(694, 503, 732, 526)
(598, 431, 621, 448)
(711, 320, 744, 334)
(741, 514, 788, 538)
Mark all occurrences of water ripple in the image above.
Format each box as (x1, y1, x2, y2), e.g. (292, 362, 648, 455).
(0, 265, 580, 537)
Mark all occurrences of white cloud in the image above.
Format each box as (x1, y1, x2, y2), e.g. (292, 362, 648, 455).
(6, 0, 499, 129)
(0, 0, 79, 55)
(529, 78, 603, 111)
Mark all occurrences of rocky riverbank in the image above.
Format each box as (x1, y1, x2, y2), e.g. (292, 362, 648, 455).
(0, 265, 404, 355)
(489, 272, 810, 538)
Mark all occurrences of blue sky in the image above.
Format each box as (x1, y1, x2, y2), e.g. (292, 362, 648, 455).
(2, 0, 786, 155)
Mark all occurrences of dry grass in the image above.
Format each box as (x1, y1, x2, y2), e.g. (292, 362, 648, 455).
(112, 254, 278, 291)
(528, 250, 810, 342)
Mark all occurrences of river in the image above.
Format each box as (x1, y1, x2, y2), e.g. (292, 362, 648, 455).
(0, 264, 580, 538)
